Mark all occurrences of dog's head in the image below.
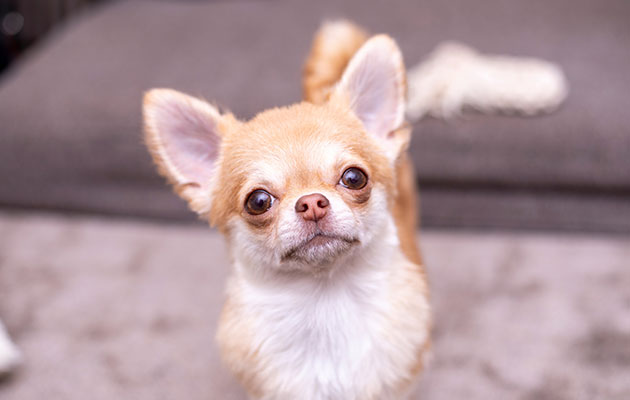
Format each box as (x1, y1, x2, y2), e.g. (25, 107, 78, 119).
(143, 36, 409, 274)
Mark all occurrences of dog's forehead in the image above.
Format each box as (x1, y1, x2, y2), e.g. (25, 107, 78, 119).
(248, 139, 346, 186)
(223, 102, 367, 186)
(241, 102, 362, 145)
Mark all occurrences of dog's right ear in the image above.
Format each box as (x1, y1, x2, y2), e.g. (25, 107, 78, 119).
(143, 89, 226, 216)
(330, 35, 408, 162)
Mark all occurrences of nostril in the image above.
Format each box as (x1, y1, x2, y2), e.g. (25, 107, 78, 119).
(317, 198, 329, 208)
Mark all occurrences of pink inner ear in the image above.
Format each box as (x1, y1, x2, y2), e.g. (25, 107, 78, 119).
(347, 55, 401, 138)
(150, 94, 221, 187)
(338, 36, 405, 140)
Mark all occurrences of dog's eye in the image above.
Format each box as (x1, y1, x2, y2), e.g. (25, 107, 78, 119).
(245, 189, 273, 215)
(340, 167, 368, 190)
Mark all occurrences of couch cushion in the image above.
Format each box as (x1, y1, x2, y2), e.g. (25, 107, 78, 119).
(0, 0, 628, 228)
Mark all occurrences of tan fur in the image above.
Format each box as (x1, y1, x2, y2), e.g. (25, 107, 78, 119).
(217, 296, 265, 399)
(303, 20, 369, 104)
(143, 20, 430, 400)
(305, 22, 423, 267)
(304, 22, 430, 395)
(206, 102, 396, 233)
(393, 151, 423, 266)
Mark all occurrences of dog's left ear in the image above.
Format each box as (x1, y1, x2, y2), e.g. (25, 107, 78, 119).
(332, 35, 409, 161)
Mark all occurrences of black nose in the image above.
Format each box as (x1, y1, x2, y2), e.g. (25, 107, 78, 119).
(295, 193, 330, 222)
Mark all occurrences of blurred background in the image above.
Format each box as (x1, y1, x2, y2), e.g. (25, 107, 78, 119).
(0, 0, 628, 399)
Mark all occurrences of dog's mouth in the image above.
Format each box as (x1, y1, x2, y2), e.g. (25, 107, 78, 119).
(281, 232, 359, 265)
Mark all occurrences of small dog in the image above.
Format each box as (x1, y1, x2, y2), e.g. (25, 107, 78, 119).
(143, 20, 430, 400)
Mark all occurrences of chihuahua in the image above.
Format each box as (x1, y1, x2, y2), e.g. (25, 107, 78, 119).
(143, 20, 430, 400)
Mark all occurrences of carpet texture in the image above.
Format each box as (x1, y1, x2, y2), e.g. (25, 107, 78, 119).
(0, 212, 629, 399)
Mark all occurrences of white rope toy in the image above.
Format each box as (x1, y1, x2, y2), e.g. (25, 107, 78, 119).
(0, 319, 21, 376)
(406, 41, 568, 121)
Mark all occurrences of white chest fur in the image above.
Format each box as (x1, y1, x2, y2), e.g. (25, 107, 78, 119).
(219, 243, 430, 400)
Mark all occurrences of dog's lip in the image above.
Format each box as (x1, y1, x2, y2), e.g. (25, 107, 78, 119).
(281, 232, 359, 261)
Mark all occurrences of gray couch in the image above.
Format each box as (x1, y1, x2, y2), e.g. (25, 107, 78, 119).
(1, 0, 629, 231)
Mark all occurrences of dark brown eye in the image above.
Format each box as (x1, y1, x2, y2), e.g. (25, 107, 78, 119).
(340, 167, 368, 190)
(245, 189, 273, 215)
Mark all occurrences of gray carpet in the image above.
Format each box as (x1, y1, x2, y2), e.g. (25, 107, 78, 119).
(0, 212, 628, 399)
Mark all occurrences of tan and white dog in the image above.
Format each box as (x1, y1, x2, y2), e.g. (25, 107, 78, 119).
(143, 21, 430, 400)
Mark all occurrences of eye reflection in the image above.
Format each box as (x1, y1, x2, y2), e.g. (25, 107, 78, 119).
(340, 167, 368, 190)
(245, 189, 273, 215)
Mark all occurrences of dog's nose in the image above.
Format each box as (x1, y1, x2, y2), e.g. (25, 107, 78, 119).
(295, 193, 330, 222)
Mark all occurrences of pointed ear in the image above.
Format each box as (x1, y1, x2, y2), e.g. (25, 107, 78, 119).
(331, 35, 409, 160)
(143, 88, 225, 216)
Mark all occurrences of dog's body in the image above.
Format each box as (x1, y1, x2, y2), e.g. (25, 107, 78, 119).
(144, 21, 430, 400)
